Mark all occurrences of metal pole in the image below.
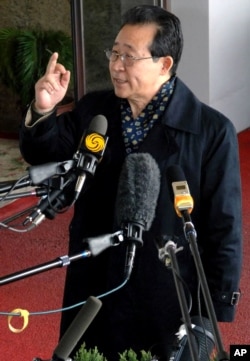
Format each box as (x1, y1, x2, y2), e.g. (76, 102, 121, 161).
(70, 0, 86, 101)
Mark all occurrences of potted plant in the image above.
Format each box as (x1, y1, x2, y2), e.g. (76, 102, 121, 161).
(0, 27, 74, 112)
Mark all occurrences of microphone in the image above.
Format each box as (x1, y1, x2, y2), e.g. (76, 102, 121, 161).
(24, 115, 108, 226)
(23, 173, 76, 226)
(170, 316, 215, 361)
(83, 231, 124, 257)
(28, 160, 75, 185)
(51, 296, 102, 361)
(166, 166, 228, 360)
(166, 165, 193, 218)
(73, 115, 108, 201)
(115, 153, 161, 280)
(23, 115, 108, 226)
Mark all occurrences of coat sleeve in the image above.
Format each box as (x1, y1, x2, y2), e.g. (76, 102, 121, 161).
(199, 108, 242, 322)
(19, 92, 107, 165)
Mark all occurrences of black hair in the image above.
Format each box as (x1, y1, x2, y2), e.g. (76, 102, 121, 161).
(121, 5, 183, 75)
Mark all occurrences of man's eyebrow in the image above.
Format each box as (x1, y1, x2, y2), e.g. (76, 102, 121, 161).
(113, 41, 135, 51)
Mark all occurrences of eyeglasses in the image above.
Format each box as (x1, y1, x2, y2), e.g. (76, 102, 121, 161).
(104, 49, 158, 67)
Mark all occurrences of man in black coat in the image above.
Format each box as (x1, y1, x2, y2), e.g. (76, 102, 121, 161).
(19, 5, 242, 360)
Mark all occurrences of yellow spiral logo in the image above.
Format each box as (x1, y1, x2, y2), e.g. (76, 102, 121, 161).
(85, 133, 105, 152)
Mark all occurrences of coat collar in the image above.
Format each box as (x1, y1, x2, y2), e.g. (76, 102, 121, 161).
(161, 77, 201, 135)
(109, 77, 201, 135)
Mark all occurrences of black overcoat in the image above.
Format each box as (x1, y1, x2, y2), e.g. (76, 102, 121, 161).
(20, 77, 242, 359)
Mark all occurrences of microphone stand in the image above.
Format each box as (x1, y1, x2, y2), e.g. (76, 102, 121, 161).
(0, 159, 76, 196)
(0, 251, 90, 286)
(0, 231, 124, 286)
(181, 210, 229, 361)
(159, 239, 200, 361)
(0, 178, 45, 225)
(0, 178, 32, 194)
(0, 171, 77, 227)
(0, 187, 47, 201)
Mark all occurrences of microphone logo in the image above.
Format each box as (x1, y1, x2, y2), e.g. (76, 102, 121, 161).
(84, 132, 106, 156)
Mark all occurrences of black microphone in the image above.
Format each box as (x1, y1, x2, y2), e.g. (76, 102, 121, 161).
(115, 153, 161, 280)
(170, 316, 215, 361)
(28, 160, 75, 185)
(73, 115, 108, 201)
(83, 231, 124, 256)
(23, 173, 76, 226)
(51, 296, 102, 361)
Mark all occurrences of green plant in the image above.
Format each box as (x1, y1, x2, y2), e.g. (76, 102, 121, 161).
(74, 343, 107, 361)
(74, 344, 153, 361)
(119, 349, 153, 361)
(74, 343, 218, 361)
(0, 27, 73, 108)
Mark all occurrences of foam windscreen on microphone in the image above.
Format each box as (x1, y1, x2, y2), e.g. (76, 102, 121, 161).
(115, 153, 161, 231)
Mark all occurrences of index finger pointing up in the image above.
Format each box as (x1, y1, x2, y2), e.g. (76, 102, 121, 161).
(46, 52, 59, 74)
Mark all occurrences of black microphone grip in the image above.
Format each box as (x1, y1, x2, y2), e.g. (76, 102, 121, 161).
(124, 243, 136, 280)
(52, 296, 102, 361)
(23, 188, 63, 225)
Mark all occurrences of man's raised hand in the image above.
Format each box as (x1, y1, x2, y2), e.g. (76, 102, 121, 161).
(34, 52, 71, 114)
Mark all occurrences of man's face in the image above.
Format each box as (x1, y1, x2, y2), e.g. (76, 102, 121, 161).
(109, 23, 171, 105)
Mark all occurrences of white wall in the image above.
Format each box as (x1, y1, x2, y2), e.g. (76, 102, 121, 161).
(169, 0, 250, 133)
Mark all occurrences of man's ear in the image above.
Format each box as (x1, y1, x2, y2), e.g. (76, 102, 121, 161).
(161, 56, 174, 74)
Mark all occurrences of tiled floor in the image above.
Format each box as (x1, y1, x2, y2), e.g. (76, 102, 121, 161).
(0, 138, 28, 182)
(0, 138, 30, 208)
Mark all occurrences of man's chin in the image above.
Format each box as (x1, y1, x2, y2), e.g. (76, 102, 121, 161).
(113, 88, 128, 99)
